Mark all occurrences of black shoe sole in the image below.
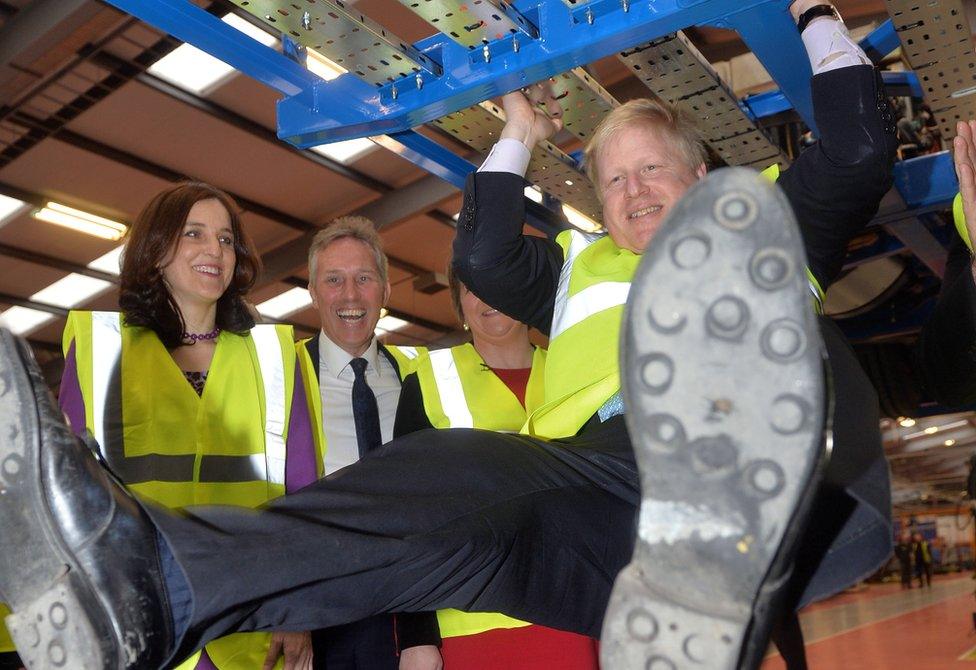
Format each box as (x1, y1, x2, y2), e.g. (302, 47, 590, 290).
(601, 168, 828, 670)
(0, 330, 116, 669)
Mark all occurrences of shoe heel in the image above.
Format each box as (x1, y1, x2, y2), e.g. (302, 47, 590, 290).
(601, 562, 745, 669)
(5, 573, 110, 670)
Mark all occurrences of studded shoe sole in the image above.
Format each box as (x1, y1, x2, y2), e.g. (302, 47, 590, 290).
(601, 168, 828, 670)
(0, 330, 117, 669)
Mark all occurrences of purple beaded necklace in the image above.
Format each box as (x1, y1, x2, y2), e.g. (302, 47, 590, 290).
(181, 327, 220, 344)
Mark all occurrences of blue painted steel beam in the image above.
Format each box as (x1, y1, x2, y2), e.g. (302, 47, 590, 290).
(893, 151, 958, 209)
(859, 19, 899, 64)
(746, 71, 923, 120)
(106, 0, 820, 146)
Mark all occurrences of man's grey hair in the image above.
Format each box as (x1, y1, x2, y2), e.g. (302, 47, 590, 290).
(307, 216, 389, 286)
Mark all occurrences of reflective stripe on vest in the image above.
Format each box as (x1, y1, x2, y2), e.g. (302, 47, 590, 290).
(90, 311, 122, 453)
(251, 324, 286, 486)
(397, 345, 420, 360)
(550, 230, 627, 340)
(428, 348, 474, 428)
(88, 313, 288, 484)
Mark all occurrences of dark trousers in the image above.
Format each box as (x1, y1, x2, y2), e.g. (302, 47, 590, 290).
(154, 321, 891, 663)
(312, 617, 398, 670)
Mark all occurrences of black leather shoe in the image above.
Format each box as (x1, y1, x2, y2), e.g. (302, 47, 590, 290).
(0, 329, 174, 669)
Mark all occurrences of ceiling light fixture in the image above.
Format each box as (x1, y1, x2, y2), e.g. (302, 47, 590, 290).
(562, 204, 602, 233)
(523, 186, 543, 204)
(86, 246, 124, 276)
(32, 274, 113, 309)
(0, 306, 56, 336)
(899, 417, 916, 428)
(33, 202, 127, 241)
(311, 137, 377, 164)
(0, 194, 28, 229)
(924, 426, 939, 435)
(945, 439, 956, 447)
(306, 48, 347, 81)
(256, 287, 313, 319)
(148, 13, 277, 95)
(376, 315, 410, 334)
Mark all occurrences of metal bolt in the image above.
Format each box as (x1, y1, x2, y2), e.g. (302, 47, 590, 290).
(512, 37, 520, 53)
(586, 7, 594, 24)
(416, 73, 423, 90)
(391, 84, 399, 100)
(301, 11, 311, 30)
(483, 43, 491, 62)
(622, 0, 629, 12)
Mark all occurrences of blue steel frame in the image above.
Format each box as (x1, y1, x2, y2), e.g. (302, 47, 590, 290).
(103, 0, 815, 149)
(103, 0, 957, 209)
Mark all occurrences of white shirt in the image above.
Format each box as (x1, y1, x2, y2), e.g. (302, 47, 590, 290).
(317, 333, 403, 473)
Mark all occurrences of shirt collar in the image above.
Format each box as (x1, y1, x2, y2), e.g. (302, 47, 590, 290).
(318, 331, 380, 376)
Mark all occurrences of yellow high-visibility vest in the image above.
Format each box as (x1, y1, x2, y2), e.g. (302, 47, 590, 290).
(59, 310, 305, 670)
(525, 164, 823, 440)
(412, 343, 547, 638)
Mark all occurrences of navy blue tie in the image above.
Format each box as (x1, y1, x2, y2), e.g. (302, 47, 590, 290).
(350, 358, 382, 457)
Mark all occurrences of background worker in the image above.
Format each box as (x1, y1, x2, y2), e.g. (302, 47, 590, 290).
(296, 217, 442, 670)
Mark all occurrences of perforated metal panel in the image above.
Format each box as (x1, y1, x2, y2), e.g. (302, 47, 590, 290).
(884, 0, 976, 140)
(433, 101, 602, 221)
(619, 32, 789, 170)
(231, 0, 440, 86)
(549, 68, 619, 140)
(392, 0, 532, 48)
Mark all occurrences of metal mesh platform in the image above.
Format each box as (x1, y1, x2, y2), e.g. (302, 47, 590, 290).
(432, 101, 602, 220)
(619, 32, 789, 170)
(884, 0, 976, 140)
(230, 0, 440, 86)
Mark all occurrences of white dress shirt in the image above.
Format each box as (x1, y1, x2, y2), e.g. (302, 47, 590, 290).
(317, 333, 403, 473)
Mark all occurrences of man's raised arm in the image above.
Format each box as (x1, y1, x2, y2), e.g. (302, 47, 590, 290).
(452, 87, 567, 334)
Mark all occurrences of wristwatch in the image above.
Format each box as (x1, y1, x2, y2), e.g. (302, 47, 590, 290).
(797, 4, 839, 33)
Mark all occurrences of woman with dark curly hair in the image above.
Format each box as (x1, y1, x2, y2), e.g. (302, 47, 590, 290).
(55, 182, 319, 670)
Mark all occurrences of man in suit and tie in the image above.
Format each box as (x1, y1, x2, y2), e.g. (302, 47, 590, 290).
(296, 216, 442, 670)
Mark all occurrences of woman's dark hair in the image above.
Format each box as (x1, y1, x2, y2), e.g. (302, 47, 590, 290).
(118, 182, 261, 348)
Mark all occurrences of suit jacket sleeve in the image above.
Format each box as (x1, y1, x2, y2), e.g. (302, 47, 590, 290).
(393, 372, 436, 437)
(395, 612, 442, 651)
(453, 171, 565, 335)
(776, 65, 898, 290)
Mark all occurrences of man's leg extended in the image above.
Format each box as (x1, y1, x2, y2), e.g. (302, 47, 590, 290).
(0, 339, 638, 668)
(159, 418, 639, 658)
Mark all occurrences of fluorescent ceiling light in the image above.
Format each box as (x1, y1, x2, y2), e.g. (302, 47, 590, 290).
(148, 13, 276, 95)
(33, 202, 127, 240)
(32, 273, 113, 309)
(87, 246, 124, 276)
(0, 193, 28, 228)
(523, 186, 543, 204)
(562, 204, 602, 233)
(945, 439, 956, 447)
(898, 417, 916, 428)
(257, 287, 312, 319)
(307, 49, 347, 81)
(222, 13, 277, 47)
(375, 315, 410, 334)
(924, 426, 939, 435)
(311, 137, 377, 164)
(0, 306, 55, 336)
